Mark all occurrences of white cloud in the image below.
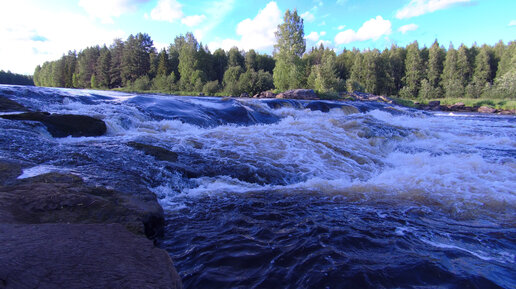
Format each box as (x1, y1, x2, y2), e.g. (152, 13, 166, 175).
(181, 15, 206, 27)
(0, 0, 124, 74)
(398, 23, 419, 34)
(79, 0, 148, 24)
(305, 32, 320, 42)
(338, 25, 346, 30)
(396, 0, 471, 19)
(509, 20, 516, 26)
(334, 16, 391, 45)
(150, 0, 184, 23)
(336, 0, 348, 5)
(320, 31, 327, 36)
(208, 1, 282, 52)
(301, 11, 315, 22)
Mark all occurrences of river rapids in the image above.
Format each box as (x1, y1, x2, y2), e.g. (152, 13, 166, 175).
(0, 85, 514, 288)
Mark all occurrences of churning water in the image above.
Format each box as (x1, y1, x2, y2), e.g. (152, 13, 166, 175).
(1, 85, 515, 288)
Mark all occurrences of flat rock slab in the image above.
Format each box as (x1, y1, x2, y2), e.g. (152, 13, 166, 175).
(0, 223, 181, 289)
(0, 112, 106, 137)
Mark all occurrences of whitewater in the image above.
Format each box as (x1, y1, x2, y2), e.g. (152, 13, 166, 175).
(0, 85, 514, 288)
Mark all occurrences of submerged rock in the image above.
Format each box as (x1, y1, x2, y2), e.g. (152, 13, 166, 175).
(276, 89, 318, 100)
(0, 223, 182, 289)
(0, 112, 107, 137)
(128, 142, 178, 162)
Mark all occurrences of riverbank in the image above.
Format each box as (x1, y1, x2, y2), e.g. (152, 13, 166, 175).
(0, 95, 182, 288)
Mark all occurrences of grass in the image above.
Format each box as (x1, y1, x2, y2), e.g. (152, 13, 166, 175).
(416, 98, 516, 110)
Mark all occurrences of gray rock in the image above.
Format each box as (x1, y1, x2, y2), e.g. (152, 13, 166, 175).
(240, 92, 249, 98)
(128, 142, 178, 162)
(253, 91, 276, 98)
(276, 89, 318, 100)
(0, 112, 107, 137)
(478, 106, 497, 113)
(0, 223, 182, 289)
(0, 96, 28, 112)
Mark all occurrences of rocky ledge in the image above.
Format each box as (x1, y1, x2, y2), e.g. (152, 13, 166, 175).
(416, 100, 515, 115)
(0, 160, 182, 289)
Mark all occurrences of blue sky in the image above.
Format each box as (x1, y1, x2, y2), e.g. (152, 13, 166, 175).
(1, 0, 515, 74)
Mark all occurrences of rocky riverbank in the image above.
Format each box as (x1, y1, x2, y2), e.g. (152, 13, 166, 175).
(0, 95, 182, 288)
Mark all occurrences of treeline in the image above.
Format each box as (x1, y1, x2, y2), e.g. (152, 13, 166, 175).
(0, 70, 34, 86)
(34, 11, 515, 99)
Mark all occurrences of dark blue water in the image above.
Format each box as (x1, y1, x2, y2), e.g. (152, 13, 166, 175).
(1, 85, 515, 288)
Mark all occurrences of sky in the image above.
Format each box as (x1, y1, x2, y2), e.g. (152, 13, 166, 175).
(1, 0, 515, 75)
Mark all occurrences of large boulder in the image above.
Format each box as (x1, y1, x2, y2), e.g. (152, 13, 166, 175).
(276, 89, 318, 100)
(0, 112, 107, 137)
(0, 223, 182, 289)
(0, 96, 28, 112)
(478, 106, 497, 113)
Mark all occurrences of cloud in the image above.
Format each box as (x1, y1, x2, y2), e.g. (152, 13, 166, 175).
(338, 25, 346, 30)
(150, 0, 184, 23)
(396, 0, 471, 19)
(181, 15, 206, 27)
(334, 16, 391, 45)
(398, 23, 419, 34)
(336, 0, 348, 5)
(0, 0, 125, 74)
(509, 20, 516, 26)
(301, 11, 315, 22)
(193, 0, 235, 42)
(305, 32, 320, 42)
(79, 0, 149, 24)
(208, 1, 282, 52)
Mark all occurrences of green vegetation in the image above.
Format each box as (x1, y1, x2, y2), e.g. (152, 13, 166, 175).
(33, 10, 515, 108)
(0, 70, 34, 86)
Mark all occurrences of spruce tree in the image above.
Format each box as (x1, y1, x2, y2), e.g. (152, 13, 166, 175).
(401, 41, 423, 98)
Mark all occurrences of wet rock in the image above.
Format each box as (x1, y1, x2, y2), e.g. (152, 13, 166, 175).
(0, 223, 182, 289)
(0, 96, 28, 112)
(0, 112, 107, 137)
(0, 171, 165, 239)
(199, 92, 205, 96)
(428, 100, 440, 108)
(253, 91, 276, 98)
(240, 92, 249, 98)
(478, 106, 497, 113)
(0, 160, 22, 186)
(304, 101, 359, 114)
(450, 102, 465, 110)
(128, 142, 178, 162)
(276, 89, 318, 100)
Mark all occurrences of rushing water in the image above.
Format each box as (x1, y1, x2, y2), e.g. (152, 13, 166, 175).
(1, 85, 515, 288)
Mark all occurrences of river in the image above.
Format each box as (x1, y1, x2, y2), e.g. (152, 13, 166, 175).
(0, 85, 514, 288)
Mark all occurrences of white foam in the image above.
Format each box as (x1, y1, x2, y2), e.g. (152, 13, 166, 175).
(17, 165, 70, 179)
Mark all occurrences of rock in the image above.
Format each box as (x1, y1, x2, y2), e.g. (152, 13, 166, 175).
(428, 100, 440, 107)
(450, 102, 465, 111)
(240, 92, 249, 98)
(253, 91, 276, 98)
(0, 223, 182, 289)
(0, 160, 22, 186)
(276, 89, 318, 100)
(128, 142, 178, 162)
(0, 96, 28, 112)
(478, 106, 497, 113)
(0, 112, 107, 137)
(0, 171, 165, 239)
(199, 92, 205, 96)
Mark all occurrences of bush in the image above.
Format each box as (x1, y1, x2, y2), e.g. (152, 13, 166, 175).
(132, 75, 151, 91)
(202, 80, 220, 96)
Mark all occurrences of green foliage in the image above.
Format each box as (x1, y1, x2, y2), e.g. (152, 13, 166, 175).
(308, 49, 344, 93)
(223, 66, 243, 96)
(402, 41, 423, 98)
(0, 70, 34, 85)
(131, 75, 151, 91)
(273, 9, 306, 90)
(202, 80, 220, 96)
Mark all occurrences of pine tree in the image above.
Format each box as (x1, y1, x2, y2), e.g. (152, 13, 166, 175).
(467, 45, 491, 98)
(441, 44, 463, 98)
(109, 38, 124, 88)
(273, 9, 306, 90)
(156, 49, 170, 77)
(96, 46, 111, 88)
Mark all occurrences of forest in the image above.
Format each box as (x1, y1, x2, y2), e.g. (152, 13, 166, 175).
(0, 70, 34, 86)
(32, 10, 516, 102)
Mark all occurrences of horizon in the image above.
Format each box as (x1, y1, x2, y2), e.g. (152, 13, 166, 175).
(1, 0, 515, 75)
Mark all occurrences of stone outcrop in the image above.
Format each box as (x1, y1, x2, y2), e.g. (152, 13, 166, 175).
(276, 89, 318, 100)
(0, 96, 28, 112)
(0, 223, 182, 289)
(342, 91, 393, 103)
(0, 112, 107, 137)
(477, 106, 497, 114)
(253, 91, 276, 98)
(128, 142, 178, 162)
(0, 160, 182, 288)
